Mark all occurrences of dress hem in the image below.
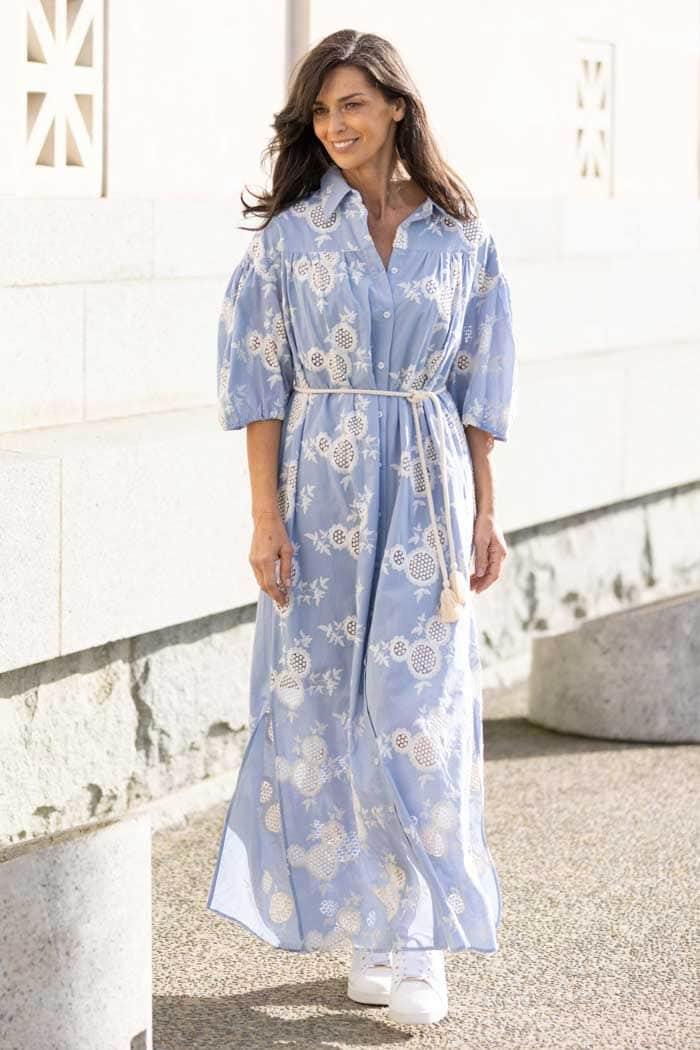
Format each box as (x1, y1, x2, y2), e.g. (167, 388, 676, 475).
(207, 901, 501, 956)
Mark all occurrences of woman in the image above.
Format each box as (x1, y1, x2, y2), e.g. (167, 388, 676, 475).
(208, 29, 517, 1026)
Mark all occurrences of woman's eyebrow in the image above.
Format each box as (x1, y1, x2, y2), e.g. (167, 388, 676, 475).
(313, 93, 367, 105)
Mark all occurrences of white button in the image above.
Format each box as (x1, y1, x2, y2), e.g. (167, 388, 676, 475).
(391, 267, 398, 273)
(377, 362, 385, 369)
(378, 410, 383, 417)
(383, 310, 391, 318)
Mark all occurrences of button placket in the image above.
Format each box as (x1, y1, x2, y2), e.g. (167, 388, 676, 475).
(349, 195, 397, 385)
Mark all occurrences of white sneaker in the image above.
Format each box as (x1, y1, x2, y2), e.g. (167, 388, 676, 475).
(386, 948, 448, 1024)
(347, 947, 393, 1005)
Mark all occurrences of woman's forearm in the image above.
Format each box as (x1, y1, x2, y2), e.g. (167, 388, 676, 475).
(464, 425, 496, 517)
(246, 419, 283, 521)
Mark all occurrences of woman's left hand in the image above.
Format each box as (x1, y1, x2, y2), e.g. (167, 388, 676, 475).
(470, 511, 508, 593)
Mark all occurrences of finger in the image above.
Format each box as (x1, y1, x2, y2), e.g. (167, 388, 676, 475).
(472, 547, 502, 591)
(473, 541, 489, 577)
(261, 557, 287, 605)
(472, 567, 498, 592)
(279, 544, 293, 590)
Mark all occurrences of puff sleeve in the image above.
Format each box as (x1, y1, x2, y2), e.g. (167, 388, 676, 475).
(217, 217, 294, 430)
(448, 230, 517, 442)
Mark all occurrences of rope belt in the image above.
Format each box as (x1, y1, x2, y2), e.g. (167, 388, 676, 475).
(293, 382, 469, 623)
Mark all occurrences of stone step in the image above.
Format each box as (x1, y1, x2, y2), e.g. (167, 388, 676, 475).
(528, 589, 700, 742)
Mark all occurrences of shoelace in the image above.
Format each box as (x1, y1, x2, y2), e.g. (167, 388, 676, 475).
(354, 947, 392, 974)
(393, 949, 444, 989)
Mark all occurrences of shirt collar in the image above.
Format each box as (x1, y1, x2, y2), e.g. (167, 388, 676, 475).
(319, 163, 450, 223)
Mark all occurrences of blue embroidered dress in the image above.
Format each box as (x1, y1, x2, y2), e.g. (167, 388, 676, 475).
(207, 163, 517, 955)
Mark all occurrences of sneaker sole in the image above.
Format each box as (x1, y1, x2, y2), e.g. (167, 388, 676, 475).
(386, 1002, 448, 1024)
(347, 983, 390, 1006)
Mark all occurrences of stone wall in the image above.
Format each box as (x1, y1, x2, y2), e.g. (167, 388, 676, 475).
(3, 480, 698, 847)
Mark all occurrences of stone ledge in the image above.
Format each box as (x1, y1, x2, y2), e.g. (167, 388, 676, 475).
(527, 588, 700, 742)
(0, 407, 257, 673)
(0, 196, 249, 287)
(0, 608, 256, 848)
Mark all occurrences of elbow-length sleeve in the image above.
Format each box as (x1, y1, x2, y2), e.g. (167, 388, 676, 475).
(448, 229, 517, 441)
(217, 217, 294, 430)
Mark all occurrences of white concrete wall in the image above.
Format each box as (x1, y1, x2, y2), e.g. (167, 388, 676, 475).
(0, 1, 286, 673)
(0, 1, 699, 675)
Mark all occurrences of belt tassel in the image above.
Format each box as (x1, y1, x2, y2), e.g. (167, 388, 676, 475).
(450, 568, 469, 604)
(440, 583, 461, 623)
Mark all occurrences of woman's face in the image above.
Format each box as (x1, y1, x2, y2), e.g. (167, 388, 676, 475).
(312, 64, 404, 171)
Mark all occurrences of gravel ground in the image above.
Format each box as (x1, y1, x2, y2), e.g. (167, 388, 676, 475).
(152, 684, 699, 1050)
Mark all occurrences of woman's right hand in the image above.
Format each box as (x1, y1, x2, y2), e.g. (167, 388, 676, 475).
(249, 509, 293, 606)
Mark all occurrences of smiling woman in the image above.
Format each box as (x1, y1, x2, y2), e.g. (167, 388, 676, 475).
(208, 27, 517, 1027)
(312, 78, 391, 163)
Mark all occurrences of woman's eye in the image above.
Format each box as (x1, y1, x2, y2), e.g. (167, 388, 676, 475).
(313, 102, 361, 116)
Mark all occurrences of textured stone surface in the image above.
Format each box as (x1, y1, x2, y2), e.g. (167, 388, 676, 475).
(0, 285, 84, 431)
(0, 198, 153, 286)
(528, 589, 700, 742)
(476, 482, 700, 671)
(0, 407, 256, 671)
(0, 814, 152, 1050)
(2, 483, 699, 845)
(152, 683, 699, 1049)
(0, 611, 255, 846)
(84, 277, 222, 419)
(0, 452, 60, 673)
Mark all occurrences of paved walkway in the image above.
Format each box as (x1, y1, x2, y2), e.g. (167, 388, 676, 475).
(152, 684, 699, 1049)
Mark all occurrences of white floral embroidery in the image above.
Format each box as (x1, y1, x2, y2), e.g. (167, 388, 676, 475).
(304, 488, 375, 556)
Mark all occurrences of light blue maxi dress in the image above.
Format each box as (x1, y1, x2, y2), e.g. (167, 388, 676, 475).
(207, 163, 517, 956)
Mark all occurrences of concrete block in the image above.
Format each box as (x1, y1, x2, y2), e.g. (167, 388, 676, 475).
(0, 650, 138, 840)
(0, 409, 257, 667)
(499, 353, 625, 531)
(0, 815, 152, 1050)
(559, 198, 700, 258)
(512, 252, 700, 366)
(0, 615, 254, 844)
(59, 411, 257, 652)
(528, 589, 700, 742)
(622, 340, 700, 495)
(153, 198, 249, 278)
(0, 199, 153, 286)
(0, 452, 60, 673)
(106, 0, 286, 197)
(84, 277, 222, 418)
(643, 489, 700, 595)
(0, 285, 84, 431)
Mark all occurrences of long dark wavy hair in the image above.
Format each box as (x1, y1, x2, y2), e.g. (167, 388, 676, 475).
(239, 28, 479, 232)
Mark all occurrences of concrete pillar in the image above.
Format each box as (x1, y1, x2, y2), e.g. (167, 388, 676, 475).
(528, 590, 700, 742)
(0, 813, 152, 1050)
